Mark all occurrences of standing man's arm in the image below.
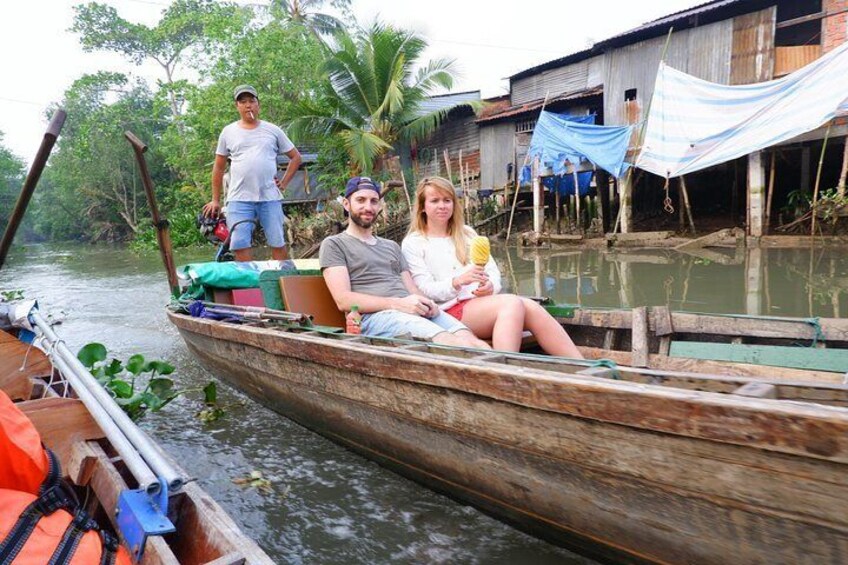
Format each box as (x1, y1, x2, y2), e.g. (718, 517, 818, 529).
(203, 154, 228, 217)
(275, 148, 302, 193)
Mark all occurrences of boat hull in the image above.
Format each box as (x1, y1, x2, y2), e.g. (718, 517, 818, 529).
(171, 312, 848, 565)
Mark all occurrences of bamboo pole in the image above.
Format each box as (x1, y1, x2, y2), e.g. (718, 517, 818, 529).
(764, 151, 776, 234)
(506, 91, 551, 241)
(837, 136, 848, 199)
(443, 149, 452, 181)
(555, 186, 562, 234)
(680, 175, 696, 234)
(811, 123, 832, 238)
(613, 26, 675, 236)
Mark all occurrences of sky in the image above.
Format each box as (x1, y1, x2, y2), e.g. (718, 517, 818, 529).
(0, 0, 699, 163)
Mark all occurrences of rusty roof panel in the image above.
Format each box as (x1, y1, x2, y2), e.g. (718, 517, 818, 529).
(475, 86, 603, 124)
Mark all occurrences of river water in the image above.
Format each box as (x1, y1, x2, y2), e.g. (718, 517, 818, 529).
(2, 243, 845, 563)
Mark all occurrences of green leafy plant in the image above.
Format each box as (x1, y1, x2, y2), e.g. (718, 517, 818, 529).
(1, 289, 25, 301)
(78, 343, 184, 421)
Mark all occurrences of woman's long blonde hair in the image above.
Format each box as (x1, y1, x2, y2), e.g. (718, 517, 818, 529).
(409, 176, 471, 265)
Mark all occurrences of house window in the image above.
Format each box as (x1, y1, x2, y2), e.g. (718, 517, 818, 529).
(625, 89, 638, 102)
(774, 0, 824, 76)
(516, 119, 536, 133)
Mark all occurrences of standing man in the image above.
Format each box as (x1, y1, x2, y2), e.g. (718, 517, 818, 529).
(320, 176, 490, 348)
(203, 85, 302, 261)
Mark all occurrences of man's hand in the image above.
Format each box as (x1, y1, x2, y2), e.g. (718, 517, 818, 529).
(275, 177, 288, 193)
(394, 294, 438, 317)
(202, 200, 221, 218)
(472, 279, 495, 297)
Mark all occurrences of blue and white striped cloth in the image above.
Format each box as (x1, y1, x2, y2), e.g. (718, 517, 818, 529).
(636, 41, 848, 178)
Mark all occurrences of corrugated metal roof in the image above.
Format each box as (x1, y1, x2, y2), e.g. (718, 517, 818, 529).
(475, 86, 603, 124)
(509, 0, 759, 81)
(415, 90, 481, 118)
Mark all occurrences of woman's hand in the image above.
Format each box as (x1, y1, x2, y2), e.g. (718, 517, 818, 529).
(452, 265, 488, 289)
(472, 279, 494, 297)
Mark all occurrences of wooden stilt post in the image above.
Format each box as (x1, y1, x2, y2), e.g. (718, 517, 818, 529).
(555, 186, 562, 234)
(765, 151, 776, 235)
(680, 175, 696, 235)
(573, 170, 582, 232)
(532, 156, 543, 235)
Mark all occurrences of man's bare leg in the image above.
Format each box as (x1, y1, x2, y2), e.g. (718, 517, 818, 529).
(234, 247, 253, 262)
(432, 330, 491, 349)
(271, 246, 289, 261)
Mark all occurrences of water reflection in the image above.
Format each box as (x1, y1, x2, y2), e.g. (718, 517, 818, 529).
(498, 245, 848, 318)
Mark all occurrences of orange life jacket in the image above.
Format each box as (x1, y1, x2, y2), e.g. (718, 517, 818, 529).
(0, 391, 132, 565)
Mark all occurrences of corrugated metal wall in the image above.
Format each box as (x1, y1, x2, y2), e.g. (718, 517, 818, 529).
(511, 56, 604, 105)
(480, 122, 515, 188)
(604, 20, 734, 126)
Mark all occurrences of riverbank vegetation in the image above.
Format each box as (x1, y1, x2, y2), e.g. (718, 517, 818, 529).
(20, 0, 470, 250)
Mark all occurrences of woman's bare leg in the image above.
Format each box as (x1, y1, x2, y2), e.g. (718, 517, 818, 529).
(520, 297, 583, 358)
(460, 294, 526, 351)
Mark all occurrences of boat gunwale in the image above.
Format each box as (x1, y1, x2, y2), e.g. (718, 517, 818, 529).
(169, 311, 848, 465)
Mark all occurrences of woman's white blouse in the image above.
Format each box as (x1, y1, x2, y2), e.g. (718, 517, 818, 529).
(401, 229, 502, 308)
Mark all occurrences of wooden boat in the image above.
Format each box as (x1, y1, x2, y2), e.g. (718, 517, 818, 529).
(168, 296, 848, 564)
(0, 321, 274, 564)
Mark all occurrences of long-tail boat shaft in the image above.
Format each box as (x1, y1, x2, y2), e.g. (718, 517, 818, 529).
(31, 311, 186, 491)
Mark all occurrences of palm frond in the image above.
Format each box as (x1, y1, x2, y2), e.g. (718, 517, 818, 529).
(340, 129, 392, 174)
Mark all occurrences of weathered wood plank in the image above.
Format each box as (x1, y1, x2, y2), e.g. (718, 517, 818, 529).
(670, 341, 848, 373)
(631, 307, 649, 367)
(171, 314, 848, 465)
(0, 330, 49, 399)
(19, 397, 104, 464)
(674, 228, 733, 250)
(178, 331, 848, 563)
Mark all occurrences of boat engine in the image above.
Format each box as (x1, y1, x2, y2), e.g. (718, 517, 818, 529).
(197, 214, 230, 245)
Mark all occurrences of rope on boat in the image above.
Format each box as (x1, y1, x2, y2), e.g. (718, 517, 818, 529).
(590, 359, 621, 380)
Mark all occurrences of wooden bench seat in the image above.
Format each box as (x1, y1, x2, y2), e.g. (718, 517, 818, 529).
(669, 341, 848, 373)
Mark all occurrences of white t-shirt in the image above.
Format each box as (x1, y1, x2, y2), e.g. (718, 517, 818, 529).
(401, 229, 502, 310)
(215, 120, 295, 202)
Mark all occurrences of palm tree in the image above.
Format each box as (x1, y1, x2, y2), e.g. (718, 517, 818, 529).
(269, 0, 349, 36)
(290, 21, 478, 174)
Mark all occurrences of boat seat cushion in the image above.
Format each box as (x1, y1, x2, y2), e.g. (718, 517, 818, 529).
(279, 275, 346, 328)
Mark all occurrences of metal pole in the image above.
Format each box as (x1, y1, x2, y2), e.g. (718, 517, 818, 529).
(48, 353, 160, 494)
(31, 312, 185, 491)
(0, 110, 66, 270)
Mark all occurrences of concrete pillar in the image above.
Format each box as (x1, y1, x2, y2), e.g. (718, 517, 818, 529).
(745, 247, 764, 315)
(620, 174, 633, 234)
(747, 151, 765, 237)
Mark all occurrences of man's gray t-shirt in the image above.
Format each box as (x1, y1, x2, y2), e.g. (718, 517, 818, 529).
(319, 233, 410, 299)
(216, 121, 295, 202)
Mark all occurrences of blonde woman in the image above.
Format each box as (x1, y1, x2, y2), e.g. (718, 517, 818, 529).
(401, 177, 583, 358)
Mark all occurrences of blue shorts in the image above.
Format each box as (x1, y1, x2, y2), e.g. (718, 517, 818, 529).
(226, 200, 286, 250)
(361, 310, 468, 340)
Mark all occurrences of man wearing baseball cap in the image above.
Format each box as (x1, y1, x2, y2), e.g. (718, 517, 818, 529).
(319, 176, 490, 347)
(202, 84, 302, 261)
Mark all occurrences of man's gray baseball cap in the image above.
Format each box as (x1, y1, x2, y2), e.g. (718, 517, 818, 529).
(234, 85, 258, 100)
